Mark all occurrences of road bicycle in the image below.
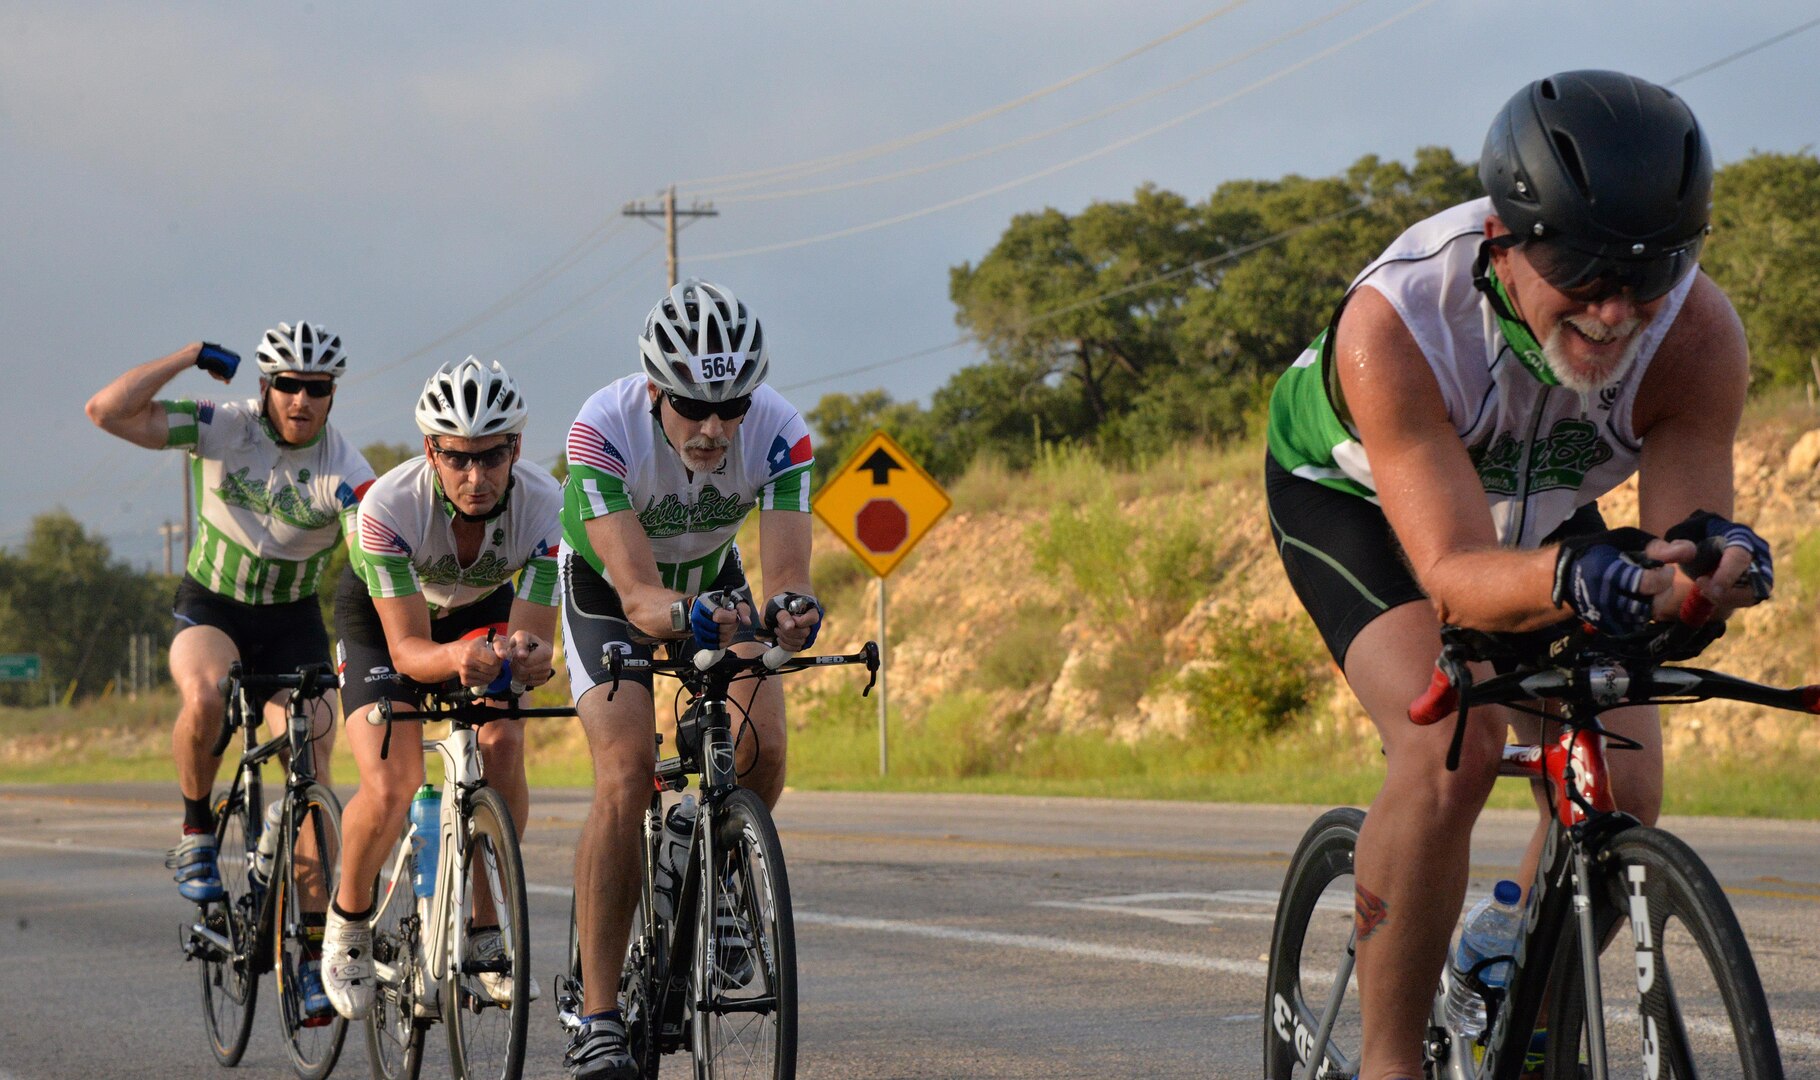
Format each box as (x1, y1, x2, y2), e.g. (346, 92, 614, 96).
(555, 638, 880, 1080)
(361, 684, 578, 1080)
(1263, 614, 1818, 1080)
(180, 661, 348, 1080)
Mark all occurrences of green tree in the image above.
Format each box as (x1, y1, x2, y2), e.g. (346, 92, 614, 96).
(805, 390, 932, 488)
(1703, 152, 1820, 389)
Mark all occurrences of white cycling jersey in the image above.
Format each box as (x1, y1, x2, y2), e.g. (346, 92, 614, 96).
(354, 455, 562, 617)
(160, 397, 375, 604)
(561, 375, 813, 592)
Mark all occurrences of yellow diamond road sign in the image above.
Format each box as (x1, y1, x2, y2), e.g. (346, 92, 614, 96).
(813, 430, 951, 578)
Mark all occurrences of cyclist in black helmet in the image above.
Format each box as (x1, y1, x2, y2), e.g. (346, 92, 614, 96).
(1263, 70, 1771, 1079)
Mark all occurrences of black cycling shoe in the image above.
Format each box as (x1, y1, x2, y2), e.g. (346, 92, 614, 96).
(565, 1014, 637, 1080)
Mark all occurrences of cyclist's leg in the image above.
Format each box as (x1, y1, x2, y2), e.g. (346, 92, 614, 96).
(335, 702, 426, 912)
(575, 682, 657, 1017)
(169, 623, 237, 806)
(1346, 603, 1509, 1080)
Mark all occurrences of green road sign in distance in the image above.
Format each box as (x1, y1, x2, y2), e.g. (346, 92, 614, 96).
(0, 654, 42, 681)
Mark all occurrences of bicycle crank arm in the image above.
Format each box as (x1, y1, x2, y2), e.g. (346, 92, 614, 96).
(181, 921, 234, 962)
(696, 994, 778, 1016)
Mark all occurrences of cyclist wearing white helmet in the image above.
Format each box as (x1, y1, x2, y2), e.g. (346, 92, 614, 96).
(84, 322, 373, 1019)
(1264, 71, 1770, 1078)
(318, 355, 562, 1020)
(559, 280, 820, 1080)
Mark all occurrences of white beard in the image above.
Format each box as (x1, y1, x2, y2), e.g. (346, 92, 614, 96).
(1540, 314, 1645, 403)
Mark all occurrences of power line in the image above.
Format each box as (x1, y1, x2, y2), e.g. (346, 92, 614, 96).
(778, 201, 1372, 394)
(691, 0, 1442, 265)
(679, 1, 1254, 196)
(714, 0, 1372, 207)
(1665, 14, 1820, 87)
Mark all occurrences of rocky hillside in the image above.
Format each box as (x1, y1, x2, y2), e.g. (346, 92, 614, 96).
(798, 405, 1820, 760)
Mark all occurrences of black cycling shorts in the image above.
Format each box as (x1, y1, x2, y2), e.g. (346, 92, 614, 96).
(561, 548, 756, 702)
(172, 574, 332, 706)
(332, 566, 516, 715)
(1266, 451, 1604, 668)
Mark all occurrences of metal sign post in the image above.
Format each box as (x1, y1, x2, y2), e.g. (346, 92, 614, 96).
(813, 430, 951, 777)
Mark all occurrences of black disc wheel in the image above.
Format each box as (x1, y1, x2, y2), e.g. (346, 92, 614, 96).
(365, 823, 426, 1080)
(199, 788, 260, 1066)
(274, 784, 349, 1080)
(690, 787, 795, 1080)
(1262, 807, 1365, 1080)
(1544, 826, 1784, 1080)
(445, 788, 531, 1080)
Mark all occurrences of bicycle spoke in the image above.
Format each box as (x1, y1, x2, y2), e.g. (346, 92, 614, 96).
(445, 788, 530, 1080)
(197, 789, 259, 1067)
(692, 788, 795, 1080)
(275, 786, 347, 1080)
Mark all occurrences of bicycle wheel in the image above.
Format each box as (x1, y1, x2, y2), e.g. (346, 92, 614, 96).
(199, 787, 260, 1066)
(1262, 807, 1365, 1080)
(690, 787, 795, 1080)
(445, 787, 531, 1080)
(274, 783, 349, 1080)
(366, 825, 427, 1080)
(1544, 826, 1783, 1080)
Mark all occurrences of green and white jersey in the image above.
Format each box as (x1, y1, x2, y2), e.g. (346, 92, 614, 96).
(561, 375, 814, 592)
(1265, 198, 1697, 549)
(354, 456, 562, 618)
(160, 397, 375, 604)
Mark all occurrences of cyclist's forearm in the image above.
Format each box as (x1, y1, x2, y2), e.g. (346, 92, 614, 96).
(1423, 547, 1566, 632)
(389, 636, 462, 685)
(85, 346, 197, 441)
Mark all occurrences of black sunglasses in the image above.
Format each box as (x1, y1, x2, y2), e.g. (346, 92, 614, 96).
(1521, 234, 1703, 304)
(269, 374, 335, 398)
(431, 439, 515, 471)
(666, 392, 752, 422)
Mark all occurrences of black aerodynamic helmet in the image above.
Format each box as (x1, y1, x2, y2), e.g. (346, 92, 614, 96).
(1479, 70, 1713, 301)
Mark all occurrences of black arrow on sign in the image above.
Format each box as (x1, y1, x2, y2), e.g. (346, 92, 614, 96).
(859, 448, 903, 485)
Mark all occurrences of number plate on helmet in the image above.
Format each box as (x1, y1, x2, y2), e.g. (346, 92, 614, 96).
(691, 352, 747, 383)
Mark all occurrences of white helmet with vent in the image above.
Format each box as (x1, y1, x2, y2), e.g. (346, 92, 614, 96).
(638, 279, 768, 402)
(414, 356, 529, 438)
(255, 321, 348, 377)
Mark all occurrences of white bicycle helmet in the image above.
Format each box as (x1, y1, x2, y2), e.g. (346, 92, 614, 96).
(414, 356, 529, 439)
(255, 321, 348, 377)
(639, 279, 768, 402)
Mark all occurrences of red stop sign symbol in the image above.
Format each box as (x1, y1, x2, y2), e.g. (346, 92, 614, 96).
(855, 499, 909, 554)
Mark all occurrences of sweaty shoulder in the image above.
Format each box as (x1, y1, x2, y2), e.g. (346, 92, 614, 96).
(1633, 272, 1749, 436)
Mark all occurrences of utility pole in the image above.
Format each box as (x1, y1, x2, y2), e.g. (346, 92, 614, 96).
(158, 521, 183, 576)
(622, 185, 718, 289)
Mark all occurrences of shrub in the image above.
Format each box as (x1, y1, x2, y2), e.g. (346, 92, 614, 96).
(1176, 619, 1322, 741)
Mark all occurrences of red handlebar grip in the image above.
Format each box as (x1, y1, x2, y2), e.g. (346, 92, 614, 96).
(1679, 589, 1715, 627)
(1408, 665, 1458, 725)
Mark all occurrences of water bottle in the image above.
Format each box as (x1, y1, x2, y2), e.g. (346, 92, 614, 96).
(251, 800, 284, 884)
(652, 796, 697, 925)
(1445, 879, 1524, 1040)
(409, 785, 441, 900)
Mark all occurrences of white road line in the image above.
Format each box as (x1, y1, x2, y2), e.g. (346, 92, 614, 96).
(0, 835, 166, 860)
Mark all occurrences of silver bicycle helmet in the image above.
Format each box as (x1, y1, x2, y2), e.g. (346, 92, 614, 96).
(255, 321, 348, 377)
(639, 279, 768, 402)
(414, 356, 529, 438)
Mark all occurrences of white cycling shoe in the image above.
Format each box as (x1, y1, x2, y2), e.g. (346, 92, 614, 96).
(321, 908, 375, 1020)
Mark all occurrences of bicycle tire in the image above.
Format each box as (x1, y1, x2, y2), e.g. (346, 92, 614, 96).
(200, 788, 261, 1066)
(1262, 807, 1366, 1080)
(365, 824, 427, 1080)
(274, 783, 349, 1080)
(1543, 825, 1784, 1079)
(445, 787, 531, 1080)
(690, 786, 796, 1080)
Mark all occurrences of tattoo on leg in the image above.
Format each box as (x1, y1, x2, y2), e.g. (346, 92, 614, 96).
(1355, 882, 1389, 939)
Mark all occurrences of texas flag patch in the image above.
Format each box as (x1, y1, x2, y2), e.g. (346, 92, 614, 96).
(767, 434, 812, 475)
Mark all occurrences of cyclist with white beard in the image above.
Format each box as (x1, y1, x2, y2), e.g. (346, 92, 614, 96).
(1263, 70, 1772, 1080)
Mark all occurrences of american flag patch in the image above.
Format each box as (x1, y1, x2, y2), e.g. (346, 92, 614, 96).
(568, 422, 627, 479)
(360, 516, 413, 557)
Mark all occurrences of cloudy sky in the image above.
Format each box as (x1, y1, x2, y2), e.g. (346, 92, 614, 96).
(5, 1, 1817, 567)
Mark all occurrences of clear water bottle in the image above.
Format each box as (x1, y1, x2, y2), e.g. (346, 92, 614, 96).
(1445, 879, 1524, 1040)
(409, 785, 441, 900)
(652, 795, 697, 925)
(251, 800, 284, 884)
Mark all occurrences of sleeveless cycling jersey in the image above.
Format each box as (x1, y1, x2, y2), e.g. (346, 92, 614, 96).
(1266, 197, 1697, 549)
(561, 375, 813, 592)
(353, 456, 563, 618)
(160, 397, 375, 604)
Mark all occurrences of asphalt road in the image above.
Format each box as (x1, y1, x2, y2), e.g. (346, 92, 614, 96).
(2, 785, 1816, 1079)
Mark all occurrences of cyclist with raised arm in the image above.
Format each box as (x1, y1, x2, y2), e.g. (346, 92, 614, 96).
(559, 279, 820, 1080)
(1263, 71, 1772, 1080)
(317, 355, 562, 1020)
(84, 323, 373, 1018)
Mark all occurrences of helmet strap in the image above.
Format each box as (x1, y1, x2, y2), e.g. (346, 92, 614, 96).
(1472, 239, 1560, 387)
